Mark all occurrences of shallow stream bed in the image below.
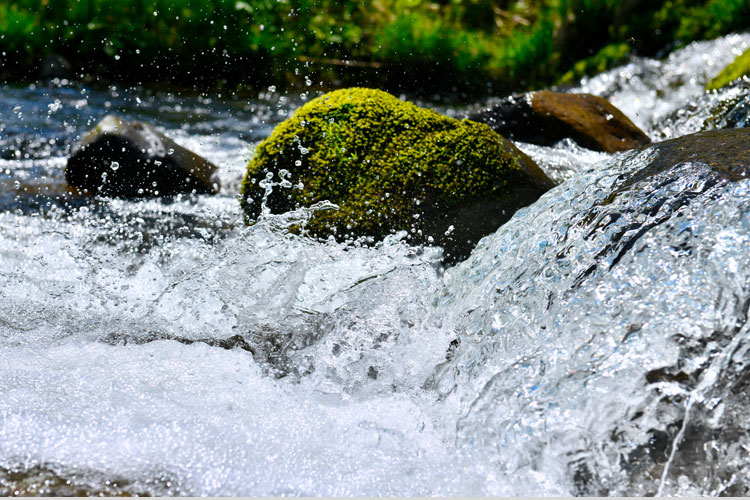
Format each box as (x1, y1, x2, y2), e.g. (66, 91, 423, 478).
(1, 33, 750, 496)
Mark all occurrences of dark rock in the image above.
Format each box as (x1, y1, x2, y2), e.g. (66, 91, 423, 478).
(630, 128, 750, 184)
(66, 115, 220, 197)
(38, 53, 73, 81)
(469, 90, 651, 153)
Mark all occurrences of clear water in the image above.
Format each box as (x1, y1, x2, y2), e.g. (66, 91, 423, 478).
(1, 34, 750, 496)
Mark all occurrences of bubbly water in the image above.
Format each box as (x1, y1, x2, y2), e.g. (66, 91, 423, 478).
(1, 34, 750, 496)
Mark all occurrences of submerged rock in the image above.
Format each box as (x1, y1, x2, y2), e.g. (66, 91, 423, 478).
(66, 115, 220, 197)
(706, 48, 750, 91)
(0, 465, 149, 496)
(240, 87, 553, 262)
(434, 127, 750, 495)
(469, 90, 651, 153)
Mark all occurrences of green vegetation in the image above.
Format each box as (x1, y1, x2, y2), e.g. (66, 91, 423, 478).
(557, 44, 631, 85)
(706, 48, 750, 90)
(240, 87, 546, 241)
(0, 0, 749, 92)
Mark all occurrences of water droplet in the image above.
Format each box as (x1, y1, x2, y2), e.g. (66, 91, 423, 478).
(167, 148, 175, 155)
(47, 100, 62, 114)
(110, 161, 120, 171)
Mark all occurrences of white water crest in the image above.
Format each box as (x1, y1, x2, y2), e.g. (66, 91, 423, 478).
(1, 33, 750, 496)
(572, 32, 750, 136)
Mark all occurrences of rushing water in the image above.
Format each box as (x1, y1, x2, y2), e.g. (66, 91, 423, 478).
(1, 33, 750, 496)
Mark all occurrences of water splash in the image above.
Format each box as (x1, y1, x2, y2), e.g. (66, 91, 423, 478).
(572, 33, 750, 137)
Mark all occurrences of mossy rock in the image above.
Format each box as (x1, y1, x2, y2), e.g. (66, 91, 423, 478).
(706, 48, 750, 91)
(240, 88, 552, 261)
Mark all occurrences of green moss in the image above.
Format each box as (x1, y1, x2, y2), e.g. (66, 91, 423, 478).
(558, 43, 631, 85)
(240, 87, 544, 242)
(706, 48, 750, 91)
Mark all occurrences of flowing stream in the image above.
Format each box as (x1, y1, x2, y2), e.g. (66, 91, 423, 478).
(1, 33, 750, 496)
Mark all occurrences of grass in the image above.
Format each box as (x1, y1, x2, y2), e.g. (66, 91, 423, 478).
(0, 0, 749, 94)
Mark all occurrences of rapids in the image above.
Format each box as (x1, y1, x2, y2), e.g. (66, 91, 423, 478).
(1, 33, 750, 496)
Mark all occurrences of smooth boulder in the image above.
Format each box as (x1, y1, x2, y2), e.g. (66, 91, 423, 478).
(240, 87, 553, 262)
(66, 115, 220, 197)
(469, 90, 651, 153)
(639, 127, 750, 181)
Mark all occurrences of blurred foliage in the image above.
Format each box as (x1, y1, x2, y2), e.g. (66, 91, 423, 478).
(0, 0, 748, 93)
(706, 48, 750, 90)
(557, 43, 632, 85)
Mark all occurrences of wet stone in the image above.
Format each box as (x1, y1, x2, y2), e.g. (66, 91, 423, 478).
(469, 90, 651, 153)
(629, 128, 750, 184)
(66, 115, 220, 197)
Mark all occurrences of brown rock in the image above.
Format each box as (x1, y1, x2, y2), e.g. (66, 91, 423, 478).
(469, 90, 651, 153)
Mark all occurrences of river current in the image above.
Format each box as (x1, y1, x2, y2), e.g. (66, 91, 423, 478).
(1, 33, 750, 496)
